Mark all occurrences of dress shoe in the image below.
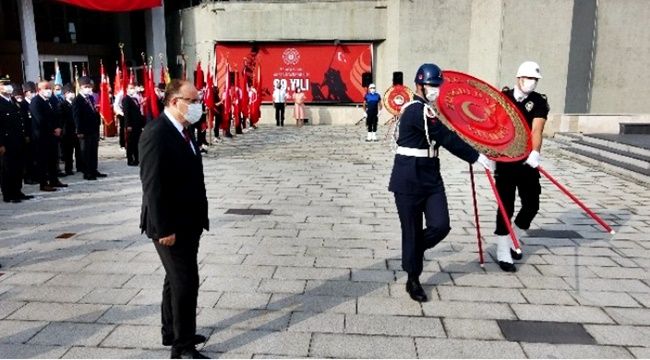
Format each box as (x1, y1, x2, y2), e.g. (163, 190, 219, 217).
(39, 185, 57, 192)
(52, 181, 68, 188)
(18, 193, 34, 200)
(405, 278, 428, 302)
(163, 334, 207, 347)
(84, 175, 97, 180)
(498, 261, 517, 272)
(510, 249, 523, 261)
(171, 348, 210, 359)
(94, 172, 107, 178)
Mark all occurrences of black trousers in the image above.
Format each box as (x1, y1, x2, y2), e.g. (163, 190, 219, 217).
(118, 115, 126, 148)
(79, 134, 99, 176)
(126, 128, 142, 164)
(1, 143, 24, 199)
(23, 140, 37, 182)
(394, 191, 451, 277)
(494, 164, 541, 235)
(35, 139, 59, 186)
(61, 135, 82, 173)
(154, 231, 201, 351)
(274, 103, 285, 126)
(366, 111, 378, 132)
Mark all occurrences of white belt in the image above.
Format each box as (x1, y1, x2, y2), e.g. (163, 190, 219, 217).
(396, 146, 434, 158)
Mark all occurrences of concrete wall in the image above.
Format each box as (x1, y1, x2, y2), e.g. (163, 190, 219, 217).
(590, 0, 650, 113)
(545, 114, 650, 136)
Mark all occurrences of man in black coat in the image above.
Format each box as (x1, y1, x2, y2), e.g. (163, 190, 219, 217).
(0, 75, 32, 202)
(123, 83, 146, 166)
(19, 82, 38, 184)
(73, 76, 106, 180)
(57, 84, 83, 175)
(139, 79, 209, 359)
(29, 81, 65, 191)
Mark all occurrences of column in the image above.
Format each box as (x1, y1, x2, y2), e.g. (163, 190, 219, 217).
(145, 1, 167, 80)
(17, 0, 40, 82)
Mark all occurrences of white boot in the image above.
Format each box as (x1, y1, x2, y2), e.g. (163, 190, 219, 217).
(372, 132, 378, 141)
(497, 235, 516, 272)
(366, 132, 372, 142)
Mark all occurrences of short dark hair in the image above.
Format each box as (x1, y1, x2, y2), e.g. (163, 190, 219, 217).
(164, 79, 189, 106)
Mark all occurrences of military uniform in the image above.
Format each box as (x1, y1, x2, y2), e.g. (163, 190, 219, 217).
(0, 92, 27, 202)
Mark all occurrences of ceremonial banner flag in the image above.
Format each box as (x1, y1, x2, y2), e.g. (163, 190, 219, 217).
(221, 63, 231, 131)
(147, 65, 159, 119)
(113, 63, 123, 97)
(239, 66, 249, 120)
(195, 61, 205, 90)
(54, 59, 63, 85)
(216, 43, 372, 104)
(54, 0, 161, 11)
(99, 61, 115, 129)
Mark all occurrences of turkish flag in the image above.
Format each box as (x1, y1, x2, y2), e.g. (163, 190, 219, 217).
(54, 0, 161, 11)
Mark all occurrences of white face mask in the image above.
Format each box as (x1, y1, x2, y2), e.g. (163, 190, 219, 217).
(42, 89, 53, 98)
(2, 85, 14, 95)
(519, 78, 537, 94)
(127, 89, 137, 97)
(65, 93, 75, 102)
(369, 88, 376, 94)
(185, 103, 203, 124)
(81, 87, 93, 96)
(424, 86, 440, 103)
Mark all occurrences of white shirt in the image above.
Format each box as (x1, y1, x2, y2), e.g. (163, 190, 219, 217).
(164, 109, 196, 155)
(113, 92, 124, 116)
(272, 87, 286, 103)
(513, 85, 528, 102)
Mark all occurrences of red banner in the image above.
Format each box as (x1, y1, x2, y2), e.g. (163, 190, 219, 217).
(215, 43, 372, 103)
(54, 0, 161, 11)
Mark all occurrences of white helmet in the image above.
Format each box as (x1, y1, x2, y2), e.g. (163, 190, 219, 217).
(516, 61, 542, 79)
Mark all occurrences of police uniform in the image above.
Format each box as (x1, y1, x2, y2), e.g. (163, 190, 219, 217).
(0, 78, 28, 202)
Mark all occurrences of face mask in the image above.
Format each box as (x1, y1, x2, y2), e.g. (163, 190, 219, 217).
(369, 89, 376, 94)
(520, 78, 537, 94)
(54, 89, 62, 96)
(2, 85, 14, 95)
(424, 86, 440, 102)
(65, 93, 75, 102)
(184, 103, 203, 124)
(81, 88, 93, 96)
(127, 89, 137, 97)
(15, 97, 23, 102)
(42, 89, 53, 98)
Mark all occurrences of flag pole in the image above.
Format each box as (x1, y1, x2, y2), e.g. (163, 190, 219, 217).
(207, 51, 213, 146)
(469, 165, 484, 267)
(484, 168, 521, 253)
(538, 167, 615, 234)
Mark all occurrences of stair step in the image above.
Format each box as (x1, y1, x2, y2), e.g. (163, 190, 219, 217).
(581, 134, 650, 158)
(553, 132, 582, 144)
(572, 140, 650, 170)
(560, 147, 650, 184)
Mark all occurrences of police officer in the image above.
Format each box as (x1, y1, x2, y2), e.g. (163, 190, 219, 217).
(388, 63, 495, 302)
(0, 75, 32, 202)
(493, 61, 550, 272)
(363, 83, 382, 142)
(20, 82, 38, 184)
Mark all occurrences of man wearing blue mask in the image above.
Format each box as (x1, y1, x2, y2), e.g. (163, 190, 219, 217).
(363, 83, 383, 142)
(139, 79, 209, 359)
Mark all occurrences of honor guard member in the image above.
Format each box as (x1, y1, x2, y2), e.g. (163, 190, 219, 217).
(388, 63, 495, 302)
(21, 82, 38, 184)
(363, 83, 382, 142)
(0, 75, 32, 202)
(493, 61, 550, 272)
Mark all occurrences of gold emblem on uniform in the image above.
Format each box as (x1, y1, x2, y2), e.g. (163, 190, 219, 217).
(525, 101, 534, 112)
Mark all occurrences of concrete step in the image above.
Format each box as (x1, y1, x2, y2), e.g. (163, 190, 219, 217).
(581, 134, 650, 158)
(553, 132, 582, 145)
(572, 140, 650, 170)
(560, 147, 650, 185)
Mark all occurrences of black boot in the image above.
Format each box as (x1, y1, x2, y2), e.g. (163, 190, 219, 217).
(405, 275, 428, 302)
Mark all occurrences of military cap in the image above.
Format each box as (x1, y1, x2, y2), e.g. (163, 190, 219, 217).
(0, 74, 11, 85)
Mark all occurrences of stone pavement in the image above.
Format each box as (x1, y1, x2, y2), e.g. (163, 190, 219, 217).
(0, 124, 649, 358)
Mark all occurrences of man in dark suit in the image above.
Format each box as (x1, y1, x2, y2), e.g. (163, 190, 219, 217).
(58, 84, 83, 175)
(139, 79, 209, 359)
(29, 81, 65, 191)
(73, 76, 106, 180)
(123, 83, 146, 166)
(0, 75, 33, 202)
(19, 82, 38, 184)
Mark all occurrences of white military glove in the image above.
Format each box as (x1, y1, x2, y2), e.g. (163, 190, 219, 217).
(524, 150, 541, 168)
(475, 153, 495, 172)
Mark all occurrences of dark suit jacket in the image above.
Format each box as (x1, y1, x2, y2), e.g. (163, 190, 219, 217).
(72, 94, 100, 136)
(139, 113, 209, 239)
(122, 95, 145, 130)
(0, 96, 24, 147)
(29, 95, 59, 144)
(57, 100, 76, 138)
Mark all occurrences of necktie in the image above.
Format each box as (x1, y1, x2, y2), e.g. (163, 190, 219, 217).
(182, 128, 191, 143)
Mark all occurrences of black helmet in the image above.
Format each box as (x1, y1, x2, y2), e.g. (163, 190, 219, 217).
(414, 63, 443, 86)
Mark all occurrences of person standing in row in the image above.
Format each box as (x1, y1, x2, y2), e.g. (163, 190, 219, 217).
(139, 80, 209, 359)
(273, 83, 286, 127)
(30, 81, 65, 191)
(57, 84, 83, 175)
(123, 83, 146, 166)
(73, 76, 106, 180)
(493, 61, 550, 272)
(364, 83, 382, 142)
(293, 87, 306, 127)
(388, 63, 495, 302)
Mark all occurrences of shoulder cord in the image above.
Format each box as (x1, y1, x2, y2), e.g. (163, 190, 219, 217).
(391, 100, 438, 154)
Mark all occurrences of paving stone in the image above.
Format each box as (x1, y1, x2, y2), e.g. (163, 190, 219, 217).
(628, 347, 650, 358)
(630, 292, 650, 307)
(520, 289, 578, 305)
(216, 292, 271, 310)
(310, 333, 416, 358)
(577, 278, 650, 293)
(0, 272, 57, 285)
(197, 308, 291, 331)
(121, 274, 165, 289)
(572, 291, 642, 307)
(588, 266, 648, 279)
(315, 256, 387, 269)
(415, 338, 525, 358)
(521, 343, 633, 358)
(287, 311, 344, 333)
(351, 269, 396, 282)
(345, 314, 445, 337)
(28, 322, 115, 346)
(201, 277, 261, 292)
(273, 266, 350, 280)
(438, 286, 526, 303)
(534, 264, 598, 278)
(0, 344, 69, 358)
(357, 296, 422, 316)
(451, 273, 524, 288)
(421, 300, 516, 320)
(511, 304, 614, 324)
(267, 294, 356, 314)
(202, 329, 311, 356)
(0, 286, 91, 303)
(0, 320, 48, 344)
(584, 325, 650, 347)
(96, 305, 159, 325)
(305, 280, 389, 297)
(100, 324, 166, 349)
(62, 346, 170, 359)
(47, 273, 133, 288)
(243, 255, 315, 267)
(79, 288, 140, 305)
(603, 307, 650, 325)
(8, 302, 109, 322)
(443, 318, 504, 340)
(517, 275, 573, 290)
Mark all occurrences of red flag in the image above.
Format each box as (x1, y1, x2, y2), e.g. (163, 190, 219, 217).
(148, 65, 160, 119)
(141, 55, 150, 119)
(195, 61, 205, 90)
(239, 67, 249, 121)
(221, 63, 231, 131)
(120, 45, 127, 93)
(113, 63, 122, 97)
(232, 71, 241, 129)
(99, 62, 115, 127)
(251, 61, 262, 125)
(54, 0, 161, 11)
(205, 65, 215, 130)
